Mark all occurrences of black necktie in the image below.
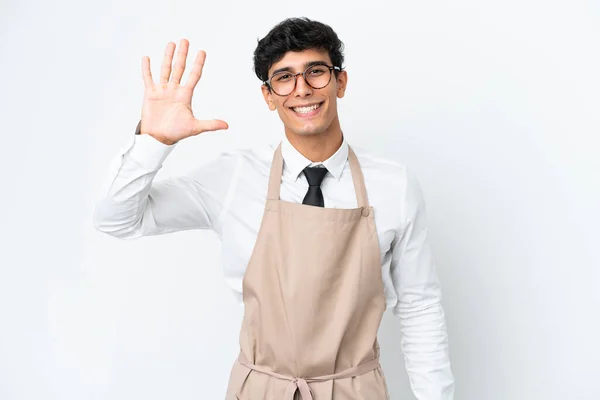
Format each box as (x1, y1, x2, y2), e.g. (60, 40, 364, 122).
(302, 166, 328, 207)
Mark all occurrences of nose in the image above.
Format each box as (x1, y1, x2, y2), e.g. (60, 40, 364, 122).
(294, 74, 313, 97)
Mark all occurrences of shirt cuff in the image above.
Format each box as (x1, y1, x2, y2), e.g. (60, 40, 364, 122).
(127, 133, 177, 170)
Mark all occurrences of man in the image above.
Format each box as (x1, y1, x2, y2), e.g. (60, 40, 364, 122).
(94, 17, 454, 400)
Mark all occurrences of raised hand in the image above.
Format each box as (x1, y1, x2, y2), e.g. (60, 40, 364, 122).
(139, 39, 228, 145)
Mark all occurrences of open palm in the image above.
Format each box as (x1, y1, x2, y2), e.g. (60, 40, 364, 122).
(139, 39, 228, 145)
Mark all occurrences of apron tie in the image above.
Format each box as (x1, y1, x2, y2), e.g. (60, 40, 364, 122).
(285, 377, 313, 400)
(237, 352, 381, 400)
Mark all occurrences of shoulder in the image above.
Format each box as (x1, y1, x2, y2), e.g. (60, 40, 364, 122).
(202, 140, 279, 181)
(349, 144, 427, 223)
(230, 140, 278, 170)
(239, 140, 278, 161)
(349, 144, 410, 188)
(201, 140, 276, 166)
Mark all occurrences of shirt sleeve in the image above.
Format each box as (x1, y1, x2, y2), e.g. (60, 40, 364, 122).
(389, 167, 455, 399)
(92, 132, 238, 240)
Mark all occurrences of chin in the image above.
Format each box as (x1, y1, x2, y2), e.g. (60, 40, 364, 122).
(287, 121, 330, 137)
(288, 129, 321, 138)
(294, 128, 322, 136)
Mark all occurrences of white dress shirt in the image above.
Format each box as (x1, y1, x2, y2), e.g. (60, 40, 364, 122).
(93, 131, 455, 399)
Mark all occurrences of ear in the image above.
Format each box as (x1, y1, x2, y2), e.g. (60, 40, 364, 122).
(336, 70, 348, 99)
(261, 84, 277, 111)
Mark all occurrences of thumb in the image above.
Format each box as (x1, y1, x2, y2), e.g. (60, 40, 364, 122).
(195, 119, 229, 134)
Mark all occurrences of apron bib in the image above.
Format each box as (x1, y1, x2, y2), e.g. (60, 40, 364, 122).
(225, 142, 390, 400)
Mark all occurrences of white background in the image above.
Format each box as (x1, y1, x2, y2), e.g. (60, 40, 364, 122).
(1, 1, 599, 399)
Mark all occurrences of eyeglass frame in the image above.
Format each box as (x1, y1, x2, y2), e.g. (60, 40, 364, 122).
(263, 63, 343, 96)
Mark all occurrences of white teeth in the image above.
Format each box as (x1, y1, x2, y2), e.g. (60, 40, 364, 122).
(292, 103, 320, 114)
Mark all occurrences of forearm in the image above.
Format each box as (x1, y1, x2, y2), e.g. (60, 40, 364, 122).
(395, 291, 454, 399)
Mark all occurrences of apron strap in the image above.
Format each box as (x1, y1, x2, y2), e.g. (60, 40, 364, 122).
(267, 141, 370, 208)
(347, 146, 369, 208)
(267, 142, 284, 201)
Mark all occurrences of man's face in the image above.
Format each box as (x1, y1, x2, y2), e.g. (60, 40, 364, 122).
(261, 49, 347, 138)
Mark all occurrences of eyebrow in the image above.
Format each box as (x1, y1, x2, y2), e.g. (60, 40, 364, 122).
(270, 60, 329, 77)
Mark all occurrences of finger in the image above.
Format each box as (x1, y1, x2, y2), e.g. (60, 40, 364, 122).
(159, 42, 176, 84)
(185, 50, 206, 90)
(195, 119, 229, 134)
(170, 38, 189, 84)
(142, 56, 153, 89)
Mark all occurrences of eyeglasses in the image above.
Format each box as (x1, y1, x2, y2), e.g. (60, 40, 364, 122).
(265, 64, 342, 96)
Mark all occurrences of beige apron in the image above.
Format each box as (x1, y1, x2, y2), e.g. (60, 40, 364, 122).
(225, 142, 390, 400)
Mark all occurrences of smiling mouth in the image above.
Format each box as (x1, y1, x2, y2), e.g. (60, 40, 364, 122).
(289, 102, 324, 114)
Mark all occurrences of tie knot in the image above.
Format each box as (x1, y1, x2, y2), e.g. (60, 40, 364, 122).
(303, 166, 328, 187)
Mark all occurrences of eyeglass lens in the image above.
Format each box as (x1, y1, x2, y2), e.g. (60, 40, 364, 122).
(270, 65, 333, 96)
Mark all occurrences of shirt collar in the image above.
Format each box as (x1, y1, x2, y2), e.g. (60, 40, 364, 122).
(280, 135, 349, 182)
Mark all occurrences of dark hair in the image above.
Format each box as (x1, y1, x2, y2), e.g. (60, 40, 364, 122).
(253, 17, 345, 85)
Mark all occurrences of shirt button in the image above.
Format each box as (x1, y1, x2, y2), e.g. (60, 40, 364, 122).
(361, 207, 370, 217)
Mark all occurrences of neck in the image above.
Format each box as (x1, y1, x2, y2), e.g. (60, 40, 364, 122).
(284, 117, 344, 162)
